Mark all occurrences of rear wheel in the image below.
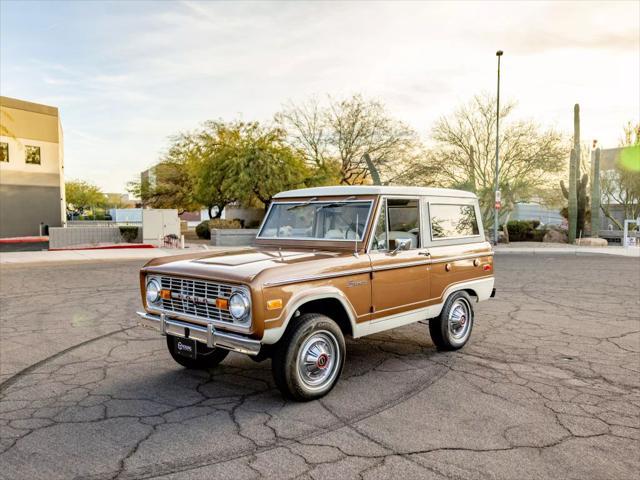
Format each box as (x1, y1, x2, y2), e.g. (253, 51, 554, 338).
(429, 291, 474, 350)
(272, 313, 345, 401)
(166, 335, 229, 369)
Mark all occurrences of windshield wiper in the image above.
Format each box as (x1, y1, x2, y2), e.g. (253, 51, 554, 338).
(317, 202, 345, 211)
(286, 197, 317, 211)
(316, 196, 356, 211)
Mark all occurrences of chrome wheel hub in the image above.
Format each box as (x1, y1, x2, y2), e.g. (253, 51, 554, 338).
(448, 298, 471, 341)
(297, 330, 340, 390)
(316, 353, 329, 369)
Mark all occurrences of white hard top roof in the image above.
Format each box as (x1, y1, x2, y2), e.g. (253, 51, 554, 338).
(274, 185, 476, 199)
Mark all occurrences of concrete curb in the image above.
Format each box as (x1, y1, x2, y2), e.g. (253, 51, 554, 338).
(0, 236, 49, 244)
(0, 245, 235, 265)
(494, 247, 640, 257)
(0, 248, 182, 265)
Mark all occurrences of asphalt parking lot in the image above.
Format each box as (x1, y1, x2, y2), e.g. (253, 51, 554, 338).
(0, 254, 638, 479)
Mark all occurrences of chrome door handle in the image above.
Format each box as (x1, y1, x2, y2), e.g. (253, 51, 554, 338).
(418, 251, 431, 257)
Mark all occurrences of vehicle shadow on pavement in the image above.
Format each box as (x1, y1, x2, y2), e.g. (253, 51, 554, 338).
(0, 325, 452, 480)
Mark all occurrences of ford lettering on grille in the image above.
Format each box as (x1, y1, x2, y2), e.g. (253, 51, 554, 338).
(173, 293, 211, 305)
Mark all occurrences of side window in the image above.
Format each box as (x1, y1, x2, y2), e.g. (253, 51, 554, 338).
(26, 145, 41, 165)
(430, 204, 479, 239)
(0, 142, 8, 162)
(388, 199, 420, 249)
(371, 199, 388, 251)
(371, 198, 421, 251)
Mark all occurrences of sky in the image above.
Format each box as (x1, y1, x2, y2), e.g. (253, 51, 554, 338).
(1, 0, 638, 193)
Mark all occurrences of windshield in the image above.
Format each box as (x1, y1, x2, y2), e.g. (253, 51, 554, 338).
(258, 200, 373, 241)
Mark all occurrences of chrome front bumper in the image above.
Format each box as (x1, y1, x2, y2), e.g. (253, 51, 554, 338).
(136, 311, 261, 355)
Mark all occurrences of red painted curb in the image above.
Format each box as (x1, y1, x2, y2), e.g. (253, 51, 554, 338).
(0, 236, 49, 244)
(48, 244, 156, 251)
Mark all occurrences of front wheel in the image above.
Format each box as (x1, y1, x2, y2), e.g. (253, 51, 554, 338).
(166, 335, 229, 369)
(272, 313, 345, 401)
(429, 291, 474, 350)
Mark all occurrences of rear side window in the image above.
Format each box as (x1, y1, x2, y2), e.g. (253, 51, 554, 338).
(430, 204, 479, 239)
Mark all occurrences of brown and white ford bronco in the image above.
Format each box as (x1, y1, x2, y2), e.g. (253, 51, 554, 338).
(138, 186, 495, 400)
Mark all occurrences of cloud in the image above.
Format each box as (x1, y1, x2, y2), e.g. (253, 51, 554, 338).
(1, 0, 637, 192)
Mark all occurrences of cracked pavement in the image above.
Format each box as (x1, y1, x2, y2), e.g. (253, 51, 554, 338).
(0, 254, 638, 479)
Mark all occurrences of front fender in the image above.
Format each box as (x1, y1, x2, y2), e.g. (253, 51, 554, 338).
(261, 286, 358, 345)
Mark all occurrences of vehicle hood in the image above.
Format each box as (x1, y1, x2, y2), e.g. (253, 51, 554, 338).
(142, 247, 359, 286)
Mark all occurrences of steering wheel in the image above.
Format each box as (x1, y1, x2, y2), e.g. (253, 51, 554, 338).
(345, 222, 365, 239)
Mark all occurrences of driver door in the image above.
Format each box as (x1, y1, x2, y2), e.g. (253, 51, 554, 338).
(368, 198, 431, 321)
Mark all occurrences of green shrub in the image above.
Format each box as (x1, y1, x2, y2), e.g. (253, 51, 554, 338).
(506, 220, 531, 242)
(119, 226, 140, 243)
(196, 220, 211, 239)
(211, 218, 242, 229)
(531, 229, 547, 242)
(245, 219, 263, 229)
(505, 220, 547, 242)
(195, 219, 242, 239)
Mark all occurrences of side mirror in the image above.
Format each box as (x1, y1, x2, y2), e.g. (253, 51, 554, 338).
(391, 238, 412, 255)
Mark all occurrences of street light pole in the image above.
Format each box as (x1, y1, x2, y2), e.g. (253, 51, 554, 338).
(494, 50, 503, 246)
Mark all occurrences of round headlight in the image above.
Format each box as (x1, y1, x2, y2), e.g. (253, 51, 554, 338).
(229, 292, 250, 320)
(146, 278, 161, 305)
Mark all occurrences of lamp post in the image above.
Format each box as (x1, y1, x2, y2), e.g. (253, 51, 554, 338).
(494, 50, 503, 246)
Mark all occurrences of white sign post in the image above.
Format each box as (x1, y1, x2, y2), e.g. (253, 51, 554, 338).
(623, 219, 639, 248)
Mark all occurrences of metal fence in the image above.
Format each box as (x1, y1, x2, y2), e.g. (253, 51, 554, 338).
(598, 229, 640, 246)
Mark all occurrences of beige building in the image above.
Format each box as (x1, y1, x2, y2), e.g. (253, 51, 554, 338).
(0, 96, 65, 237)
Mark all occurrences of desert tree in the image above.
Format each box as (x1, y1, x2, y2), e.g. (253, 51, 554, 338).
(128, 133, 200, 215)
(190, 121, 243, 218)
(430, 93, 567, 227)
(600, 121, 640, 228)
(276, 94, 426, 185)
(65, 179, 106, 215)
(225, 122, 310, 210)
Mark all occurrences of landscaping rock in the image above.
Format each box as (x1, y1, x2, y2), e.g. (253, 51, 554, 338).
(543, 228, 568, 243)
(576, 237, 609, 247)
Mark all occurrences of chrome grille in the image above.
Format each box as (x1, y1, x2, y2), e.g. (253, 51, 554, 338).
(158, 276, 238, 323)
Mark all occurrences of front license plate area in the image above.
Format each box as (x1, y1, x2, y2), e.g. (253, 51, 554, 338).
(174, 337, 197, 359)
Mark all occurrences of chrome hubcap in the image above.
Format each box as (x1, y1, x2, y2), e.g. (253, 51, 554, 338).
(448, 298, 471, 341)
(297, 330, 339, 390)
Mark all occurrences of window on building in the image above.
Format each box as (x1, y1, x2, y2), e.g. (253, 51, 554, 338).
(0, 143, 8, 162)
(430, 204, 479, 239)
(25, 145, 41, 165)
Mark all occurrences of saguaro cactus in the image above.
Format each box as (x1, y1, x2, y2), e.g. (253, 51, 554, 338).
(561, 161, 589, 240)
(590, 148, 601, 236)
(560, 103, 589, 243)
(565, 148, 578, 243)
(560, 104, 582, 243)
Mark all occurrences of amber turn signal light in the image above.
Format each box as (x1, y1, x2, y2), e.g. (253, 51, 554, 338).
(266, 299, 283, 310)
(160, 289, 171, 300)
(216, 298, 229, 309)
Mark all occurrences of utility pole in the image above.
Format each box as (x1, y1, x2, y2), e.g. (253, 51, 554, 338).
(494, 50, 503, 245)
